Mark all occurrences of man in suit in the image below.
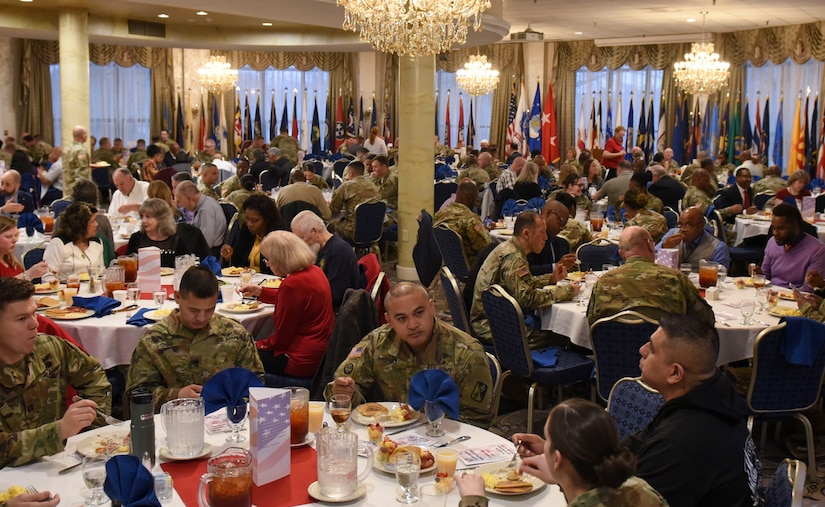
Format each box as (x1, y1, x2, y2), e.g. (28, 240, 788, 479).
(714, 167, 757, 224)
(647, 164, 685, 211)
(0, 169, 35, 214)
(527, 198, 576, 276)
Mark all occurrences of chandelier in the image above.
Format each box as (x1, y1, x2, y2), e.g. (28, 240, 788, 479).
(456, 55, 499, 96)
(337, 0, 491, 58)
(673, 12, 730, 96)
(197, 55, 238, 94)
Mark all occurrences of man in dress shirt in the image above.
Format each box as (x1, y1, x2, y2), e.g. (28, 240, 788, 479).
(713, 167, 757, 224)
(174, 180, 227, 256)
(761, 203, 825, 291)
(109, 168, 150, 215)
(38, 146, 63, 205)
(657, 207, 730, 270)
(0, 169, 35, 214)
(527, 198, 576, 276)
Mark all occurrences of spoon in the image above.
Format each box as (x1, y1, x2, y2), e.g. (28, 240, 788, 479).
(434, 435, 471, 448)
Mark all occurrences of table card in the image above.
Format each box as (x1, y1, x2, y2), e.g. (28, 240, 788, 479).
(458, 443, 514, 466)
(656, 248, 679, 270)
(802, 196, 816, 223)
(249, 387, 290, 486)
(395, 435, 440, 448)
(138, 246, 161, 294)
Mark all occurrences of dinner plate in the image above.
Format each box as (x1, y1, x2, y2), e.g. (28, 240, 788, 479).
(33, 286, 60, 295)
(220, 302, 265, 314)
(776, 290, 797, 301)
(307, 481, 366, 502)
(160, 267, 175, 276)
(221, 267, 245, 277)
(373, 453, 437, 474)
(35, 297, 61, 311)
(290, 434, 315, 448)
(475, 462, 547, 496)
(159, 443, 212, 461)
(350, 402, 421, 428)
(76, 431, 130, 458)
(260, 278, 282, 289)
(44, 308, 95, 320)
(768, 306, 803, 318)
(145, 308, 174, 321)
(734, 277, 771, 288)
(496, 230, 514, 236)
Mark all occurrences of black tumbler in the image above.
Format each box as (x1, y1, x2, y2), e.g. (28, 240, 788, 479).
(129, 387, 155, 467)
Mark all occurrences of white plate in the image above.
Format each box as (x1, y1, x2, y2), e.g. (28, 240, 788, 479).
(76, 431, 130, 458)
(35, 297, 61, 311)
(475, 462, 546, 496)
(159, 443, 212, 461)
(260, 278, 282, 289)
(373, 453, 437, 474)
(221, 267, 245, 277)
(145, 308, 174, 321)
(34, 288, 60, 295)
(43, 308, 95, 320)
(290, 434, 315, 448)
(160, 267, 175, 276)
(768, 306, 803, 318)
(307, 481, 367, 503)
(350, 402, 421, 428)
(220, 302, 265, 314)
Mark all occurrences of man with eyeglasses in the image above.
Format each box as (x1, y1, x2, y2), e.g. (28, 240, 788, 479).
(657, 207, 730, 271)
(528, 198, 577, 276)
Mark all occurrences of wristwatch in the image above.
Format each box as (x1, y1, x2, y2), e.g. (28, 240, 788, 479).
(22, 272, 30, 281)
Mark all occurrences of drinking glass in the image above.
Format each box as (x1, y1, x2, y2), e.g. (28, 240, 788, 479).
(740, 301, 755, 325)
(756, 288, 771, 314)
(717, 265, 728, 287)
(82, 456, 108, 505)
(752, 274, 767, 292)
(394, 450, 421, 504)
(425, 400, 445, 437)
(225, 402, 247, 443)
(680, 263, 693, 277)
(329, 394, 352, 432)
(153, 290, 167, 309)
(127, 284, 141, 303)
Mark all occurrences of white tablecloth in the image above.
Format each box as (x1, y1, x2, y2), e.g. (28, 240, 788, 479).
(15, 229, 129, 265)
(734, 215, 825, 246)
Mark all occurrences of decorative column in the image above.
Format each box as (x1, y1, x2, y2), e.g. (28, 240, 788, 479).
(396, 55, 435, 282)
(58, 8, 90, 148)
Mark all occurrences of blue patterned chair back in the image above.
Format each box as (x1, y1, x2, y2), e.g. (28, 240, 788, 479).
(312, 161, 323, 175)
(590, 310, 659, 401)
(525, 197, 546, 213)
(440, 266, 471, 334)
(500, 199, 522, 217)
(52, 198, 72, 220)
(433, 225, 471, 283)
(754, 192, 774, 210)
(352, 200, 387, 246)
(23, 247, 46, 270)
(481, 285, 533, 378)
(662, 207, 678, 229)
(575, 239, 619, 272)
(606, 377, 664, 439)
(333, 160, 349, 178)
(764, 459, 806, 507)
(218, 201, 237, 227)
(259, 169, 279, 192)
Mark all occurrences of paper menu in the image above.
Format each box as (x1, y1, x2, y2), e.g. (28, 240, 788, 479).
(138, 246, 161, 294)
(394, 435, 440, 448)
(458, 443, 515, 466)
(249, 387, 291, 486)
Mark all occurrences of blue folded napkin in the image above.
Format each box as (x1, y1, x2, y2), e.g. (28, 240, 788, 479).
(526, 197, 546, 213)
(201, 255, 222, 276)
(103, 455, 161, 507)
(126, 308, 156, 327)
(780, 317, 825, 367)
(501, 199, 521, 217)
(70, 295, 121, 317)
(407, 369, 459, 420)
(201, 367, 264, 414)
(17, 212, 43, 237)
(531, 347, 559, 368)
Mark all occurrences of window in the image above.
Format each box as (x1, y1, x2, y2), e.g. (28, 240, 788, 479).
(435, 70, 493, 149)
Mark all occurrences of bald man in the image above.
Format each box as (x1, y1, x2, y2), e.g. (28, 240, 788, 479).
(62, 125, 90, 196)
(0, 170, 35, 214)
(527, 199, 577, 276)
(433, 180, 491, 266)
(657, 207, 730, 270)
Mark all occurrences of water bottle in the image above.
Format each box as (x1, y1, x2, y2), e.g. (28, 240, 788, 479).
(130, 388, 155, 467)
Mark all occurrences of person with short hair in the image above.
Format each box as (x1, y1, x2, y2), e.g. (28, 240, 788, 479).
(328, 161, 380, 242)
(126, 198, 210, 267)
(657, 207, 730, 270)
(0, 277, 111, 468)
(600, 126, 627, 180)
(433, 180, 491, 266)
(595, 159, 632, 207)
(37, 146, 63, 205)
(109, 168, 150, 215)
(174, 180, 227, 254)
(647, 164, 685, 211)
(527, 199, 576, 276)
(761, 203, 825, 291)
(198, 163, 220, 200)
(0, 169, 35, 214)
(774, 170, 811, 206)
(92, 136, 116, 166)
(125, 266, 264, 412)
(275, 169, 332, 220)
(142, 144, 163, 182)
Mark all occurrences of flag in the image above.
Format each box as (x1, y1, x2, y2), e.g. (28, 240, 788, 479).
(506, 81, 518, 153)
(761, 97, 770, 166)
(457, 94, 465, 147)
(175, 93, 184, 146)
(588, 95, 596, 150)
(444, 91, 451, 148)
(243, 93, 252, 141)
(233, 92, 242, 155)
(605, 95, 613, 140)
(636, 96, 646, 153)
(772, 97, 784, 170)
(162, 98, 171, 132)
(625, 96, 635, 159)
(686, 99, 696, 162)
(789, 95, 805, 174)
(300, 89, 309, 151)
(577, 94, 586, 154)
(719, 95, 729, 157)
(383, 97, 392, 142)
(595, 95, 602, 149)
(311, 94, 321, 154)
(803, 95, 810, 175)
(672, 95, 684, 165)
(646, 96, 655, 159)
(516, 80, 529, 153)
(708, 100, 719, 159)
(808, 95, 819, 177)
(210, 94, 219, 145)
(701, 100, 711, 153)
(198, 94, 206, 152)
(325, 94, 333, 152)
(291, 92, 299, 139)
(528, 83, 542, 153)
(334, 93, 345, 151)
(541, 83, 559, 165)
(269, 90, 277, 142)
(219, 94, 228, 156)
(347, 97, 356, 137)
(370, 95, 377, 129)
(358, 95, 365, 139)
(467, 98, 476, 147)
(656, 98, 667, 153)
(253, 93, 262, 140)
(729, 96, 742, 163)
(817, 108, 825, 180)
(185, 89, 193, 154)
(753, 97, 762, 155)
(280, 90, 289, 135)
(742, 100, 753, 156)
(615, 95, 623, 142)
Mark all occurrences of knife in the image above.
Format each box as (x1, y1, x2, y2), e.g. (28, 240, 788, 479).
(386, 421, 428, 436)
(58, 460, 83, 475)
(112, 304, 139, 314)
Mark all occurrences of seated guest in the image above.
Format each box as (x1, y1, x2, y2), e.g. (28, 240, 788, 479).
(774, 170, 811, 206)
(497, 157, 525, 191)
(752, 164, 787, 195)
(291, 210, 361, 311)
(594, 159, 632, 208)
(713, 167, 757, 224)
(266, 147, 294, 187)
(549, 172, 592, 213)
(587, 226, 714, 326)
(623, 314, 763, 507)
(682, 168, 742, 221)
(38, 146, 64, 205)
(237, 231, 334, 378)
(459, 399, 666, 507)
(0, 169, 35, 214)
(225, 174, 257, 222)
(147, 180, 181, 221)
(647, 164, 685, 211)
(471, 211, 576, 349)
(626, 171, 663, 214)
(433, 180, 491, 266)
(249, 149, 269, 182)
(125, 266, 264, 412)
(623, 189, 668, 243)
(0, 277, 111, 468)
(553, 191, 591, 253)
(221, 194, 286, 274)
(583, 158, 604, 192)
(171, 172, 195, 223)
(174, 180, 227, 256)
(70, 179, 115, 263)
(44, 202, 105, 277)
(126, 199, 210, 267)
(527, 199, 576, 276)
(302, 162, 329, 189)
(109, 168, 150, 215)
(680, 158, 719, 188)
(512, 161, 542, 200)
(217, 158, 249, 199)
(329, 282, 493, 427)
(657, 207, 730, 270)
(275, 169, 332, 220)
(0, 216, 50, 279)
(197, 163, 221, 200)
(457, 154, 491, 188)
(761, 203, 825, 291)
(328, 161, 379, 242)
(141, 144, 163, 182)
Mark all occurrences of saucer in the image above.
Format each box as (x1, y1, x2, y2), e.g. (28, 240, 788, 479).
(159, 443, 212, 461)
(290, 434, 315, 448)
(307, 481, 367, 503)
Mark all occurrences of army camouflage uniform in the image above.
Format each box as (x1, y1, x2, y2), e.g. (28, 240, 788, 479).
(329, 175, 380, 242)
(125, 311, 264, 412)
(549, 189, 594, 214)
(458, 166, 491, 188)
(62, 141, 91, 197)
(559, 219, 592, 252)
(433, 202, 491, 266)
(29, 140, 53, 164)
(328, 319, 493, 427)
(92, 148, 117, 166)
(482, 164, 501, 181)
(664, 159, 681, 174)
(0, 150, 12, 168)
(218, 175, 241, 198)
(682, 186, 738, 221)
(307, 174, 329, 190)
(374, 170, 399, 226)
(225, 188, 252, 225)
(561, 158, 582, 173)
(586, 255, 714, 327)
(625, 209, 669, 243)
(242, 145, 262, 161)
(127, 149, 149, 173)
(194, 151, 214, 165)
(197, 181, 220, 201)
(716, 162, 736, 182)
(680, 166, 718, 188)
(470, 238, 574, 347)
(0, 334, 111, 467)
(272, 135, 299, 166)
(801, 299, 825, 322)
(753, 175, 787, 195)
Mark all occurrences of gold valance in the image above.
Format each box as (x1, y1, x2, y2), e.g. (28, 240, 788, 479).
(557, 40, 683, 71)
(26, 39, 171, 68)
(720, 21, 825, 67)
(217, 50, 346, 72)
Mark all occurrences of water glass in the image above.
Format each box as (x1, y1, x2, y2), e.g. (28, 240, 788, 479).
(717, 265, 728, 286)
(756, 288, 771, 313)
(153, 290, 167, 309)
(226, 402, 247, 443)
(425, 400, 445, 437)
(740, 301, 755, 325)
(680, 263, 693, 277)
(394, 450, 421, 504)
(418, 484, 447, 507)
(83, 456, 108, 505)
(127, 284, 141, 303)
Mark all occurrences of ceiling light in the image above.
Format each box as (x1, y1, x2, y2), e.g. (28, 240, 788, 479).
(262, 22, 273, 26)
(157, 13, 169, 18)
(673, 12, 730, 96)
(686, 18, 696, 23)
(196, 11, 208, 15)
(456, 54, 499, 96)
(20, 0, 34, 3)
(574, 31, 582, 35)
(197, 55, 238, 94)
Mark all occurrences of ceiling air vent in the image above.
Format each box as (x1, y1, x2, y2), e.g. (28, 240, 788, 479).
(128, 20, 166, 38)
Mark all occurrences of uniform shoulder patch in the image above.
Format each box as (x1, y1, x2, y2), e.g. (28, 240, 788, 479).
(471, 381, 488, 403)
(343, 363, 354, 375)
(347, 346, 362, 358)
(516, 266, 529, 278)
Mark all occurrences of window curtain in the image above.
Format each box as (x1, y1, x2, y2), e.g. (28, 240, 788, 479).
(376, 53, 399, 144)
(21, 40, 55, 143)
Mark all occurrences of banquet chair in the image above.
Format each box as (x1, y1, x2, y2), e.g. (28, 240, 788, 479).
(439, 266, 472, 336)
(481, 284, 594, 433)
(51, 198, 72, 220)
(606, 377, 664, 439)
(153, 168, 177, 189)
(575, 238, 619, 272)
(312, 161, 323, 175)
(434, 181, 457, 211)
(333, 160, 349, 178)
(218, 201, 237, 227)
(432, 225, 471, 284)
(816, 193, 825, 213)
(662, 207, 678, 229)
(708, 209, 728, 243)
(486, 352, 504, 426)
(351, 200, 387, 258)
(23, 246, 46, 270)
(91, 167, 114, 203)
(764, 458, 806, 507)
(754, 191, 775, 210)
(280, 201, 322, 230)
(412, 209, 443, 289)
(589, 310, 659, 402)
(259, 169, 279, 192)
(746, 321, 825, 477)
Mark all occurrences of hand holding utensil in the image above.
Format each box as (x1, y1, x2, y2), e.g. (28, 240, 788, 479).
(72, 395, 122, 425)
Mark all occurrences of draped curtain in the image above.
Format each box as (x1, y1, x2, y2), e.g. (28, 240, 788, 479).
(21, 40, 54, 143)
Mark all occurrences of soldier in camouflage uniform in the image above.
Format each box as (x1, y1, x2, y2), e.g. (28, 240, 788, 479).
(242, 136, 266, 161)
(92, 137, 117, 166)
(62, 125, 91, 197)
(125, 267, 264, 412)
(433, 180, 491, 266)
(551, 189, 592, 253)
(548, 177, 593, 213)
(587, 226, 714, 327)
(681, 169, 741, 220)
(272, 130, 299, 166)
(329, 161, 380, 242)
(370, 156, 398, 226)
(301, 162, 329, 190)
(753, 165, 787, 195)
(458, 164, 491, 188)
(329, 283, 492, 427)
(0, 278, 111, 467)
(23, 135, 53, 165)
(126, 139, 149, 174)
(195, 139, 218, 165)
(471, 212, 576, 348)
(623, 189, 669, 243)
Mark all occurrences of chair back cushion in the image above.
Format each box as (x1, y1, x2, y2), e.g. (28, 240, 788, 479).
(432, 225, 470, 282)
(590, 311, 659, 401)
(481, 285, 533, 378)
(352, 201, 387, 245)
(412, 209, 443, 287)
(606, 377, 664, 440)
(440, 266, 471, 334)
(576, 240, 619, 272)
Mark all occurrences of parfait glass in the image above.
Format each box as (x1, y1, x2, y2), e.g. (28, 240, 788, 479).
(226, 401, 248, 443)
(329, 394, 352, 432)
(82, 456, 108, 505)
(425, 400, 445, 437)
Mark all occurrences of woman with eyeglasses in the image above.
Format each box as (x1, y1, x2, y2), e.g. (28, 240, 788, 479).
(549, 172, 593, 214)
(43, 202, 105, 277)
(220, 194, 287, 275)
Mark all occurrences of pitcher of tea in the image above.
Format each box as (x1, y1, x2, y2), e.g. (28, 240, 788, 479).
(102, 261, 126, 297)
(315, 427, 373, 499)
(117, 253, 138, 283)
(198, 447, 253, 507)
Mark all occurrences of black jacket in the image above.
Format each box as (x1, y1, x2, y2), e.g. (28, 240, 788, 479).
(623, 372, 761, 507)
(648, 175, 686, 211)
(527, 235, 570, 276)
(714, 184, 753, 223)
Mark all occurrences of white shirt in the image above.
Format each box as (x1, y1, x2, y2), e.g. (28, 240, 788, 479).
(108, 180, 150, 215)
(363, 137, 388, 157)
(43, 237, 105, 277)
(737, 160, 761, 178)
(41, 159, 63, 197)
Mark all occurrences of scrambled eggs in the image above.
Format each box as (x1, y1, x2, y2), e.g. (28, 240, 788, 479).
(0, 485, 27, 501)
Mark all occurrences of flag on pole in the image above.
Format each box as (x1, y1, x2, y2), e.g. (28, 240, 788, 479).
(753, 96, 762, 155)
(729, 95, 742, 163)
(457, 94, 465, 147)
(594, 95, 602, 149)
(444, 91, 451, 148)
(347, 97, 356, 138)
(467, 98, 476, 147)
(645, 96, 655, 159)
(219, 94, 228, 156)
(743, 100, 753, 155)
(325, 94, 333, 152)
(808, 95, 819, 178)
(198, 94, 206, 152)
(701, 100, 711, 153)
(636, 95, 646, 153)
(605, 95, 613, 140)
(162, 99, 171, 133)
(175, 93, 184, 146)
(761, 97, 770, 166)
(301, 89, 309, 151)
(334, 93, 345, 151)
(311, 93, 321, 155)
(541, 83, 559, 165)
(253, 93, 262, 140)
(184, 89, 193, 154)
(588, 95, 596, 150)
(210, 94, 219, 145)
(291, 91, 299, 139)
(687, 99, 698, 162)
(528, 83, 542, 153)
(233, 92, 242, 155)
(708, 100, 719, 159)
(625, 95, 635, 160)
(370, 95, 377, 129)
(516, 80, 530, 154)
(577, 94, 586, 154)
(803, 94, 810, 175)
(243, 93, 252, 141)
(269, 90, 277, 142)
(789, 94, 805, 174)
(280, 90, 289, 134)
(772, 97, 784, 170)
(506, 81, 518, 154)
(656, 97, 667, 153)
(615, 95, 623, 142)
(358, 95, 365, 139)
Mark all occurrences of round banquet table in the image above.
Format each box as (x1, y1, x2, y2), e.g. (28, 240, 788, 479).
(1, 407, 568, 507)
(15, 228, 129, 264)
(734, 214, 825, 246)
(539, 274, 797, 366)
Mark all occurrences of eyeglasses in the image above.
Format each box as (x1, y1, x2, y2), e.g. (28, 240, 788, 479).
(676, 222, 701, 228)
(547, 209, 568, 227)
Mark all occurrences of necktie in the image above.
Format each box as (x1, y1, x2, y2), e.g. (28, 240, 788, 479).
(743, 189, 751, 209)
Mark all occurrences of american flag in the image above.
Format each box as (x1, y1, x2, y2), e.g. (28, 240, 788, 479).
(255, 396, 290, 449)
(505, 81, 518, 152)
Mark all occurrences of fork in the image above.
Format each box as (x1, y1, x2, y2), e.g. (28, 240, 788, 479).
(72, 395, 123, 425)
(505, 440, 522, 470)
(26, 485, 54, 500)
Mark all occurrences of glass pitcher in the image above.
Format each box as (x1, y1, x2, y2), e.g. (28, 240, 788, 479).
(102, 261, 126, 297)
(315, 427, 373, 499)
(198, 447, 253, 507)
(117, 253, 139, 283)
(160, 398, 205, 458)
(699, 259, 719, 288)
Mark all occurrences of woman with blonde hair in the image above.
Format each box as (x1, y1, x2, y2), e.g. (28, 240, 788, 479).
(0, 216, 50, 280)
(147, 180, 181, 221)
(513, 161, 543, 200)
(774, 170, 811, 206)
(563, 146, 582, 172)
(44, 202, 105, 277)
(364, 126, 388, 157)
(237, 230, 334, 377)
(126, 198, 209, 267)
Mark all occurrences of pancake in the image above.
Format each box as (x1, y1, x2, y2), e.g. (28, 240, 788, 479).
(357, 402, 390, 417)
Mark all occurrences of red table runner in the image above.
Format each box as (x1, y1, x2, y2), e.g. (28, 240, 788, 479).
(138, 285, 175, 300)
(160, 446, 318, 507)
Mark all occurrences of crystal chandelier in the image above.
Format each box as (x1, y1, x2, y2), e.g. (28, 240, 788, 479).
(673, 12, 730, 96)
(337, 0, 491, 58)
(197, 55, 238, 94)
(456, 55, 499, 96)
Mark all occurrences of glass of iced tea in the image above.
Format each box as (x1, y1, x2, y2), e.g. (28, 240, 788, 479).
(288, 387, 310, 445)
(590, 214, 605, 232)
(752, 274, 767, 290)
(66, 274, 81, 290)
(198, 447, 253, 507)
(41, 214, 55, 234)
(117, 254, 138, 283)
(698, 260, 719, 289)
(329, 394, 352, 432)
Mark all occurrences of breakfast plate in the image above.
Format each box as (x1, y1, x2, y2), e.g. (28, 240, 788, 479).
(221, 267, 245, 277)
(350, 402, 420, 427)
(476, 462, 546, 496)
(44, 307, 95, 320)
(76, 432, 130, 458)
(145, 308, 174, 321)
(221, 302, 265, 313)
(767, 306, 803, 318)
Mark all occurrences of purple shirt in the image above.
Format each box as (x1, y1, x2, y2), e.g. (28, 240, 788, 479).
(762, 233, 825, 291)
